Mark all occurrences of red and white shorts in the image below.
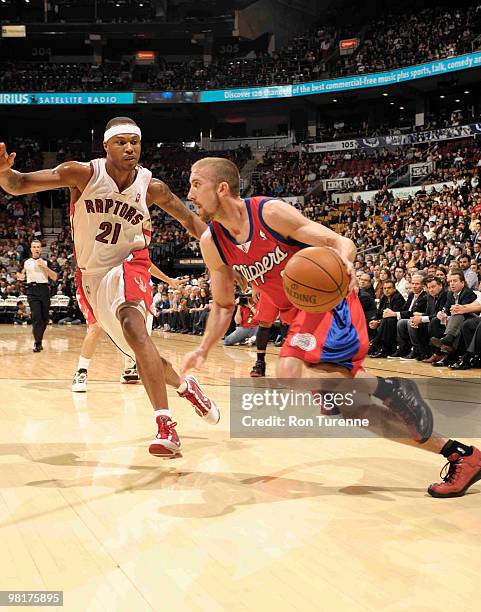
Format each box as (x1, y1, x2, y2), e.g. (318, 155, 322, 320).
(254, 292, 297, 326)
(280, 290, 369, 375)
(76, 277, 96, 325)
(77, 248, 153, 359)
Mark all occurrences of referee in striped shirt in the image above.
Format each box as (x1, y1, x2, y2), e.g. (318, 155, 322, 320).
(18, 239, 58, 352)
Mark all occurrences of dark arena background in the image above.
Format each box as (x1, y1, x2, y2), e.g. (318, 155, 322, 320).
(1, 1, 481, 610)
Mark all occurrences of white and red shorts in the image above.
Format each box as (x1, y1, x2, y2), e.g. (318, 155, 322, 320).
(77, 248, 153, 359)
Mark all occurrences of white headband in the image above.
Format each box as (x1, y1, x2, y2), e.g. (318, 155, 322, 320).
(104, 124, 141, 142)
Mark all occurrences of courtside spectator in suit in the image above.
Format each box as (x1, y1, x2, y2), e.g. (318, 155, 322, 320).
(429, 270, 478, 365)
(368, 280, 406, 357)
(390, 273, 429, 359)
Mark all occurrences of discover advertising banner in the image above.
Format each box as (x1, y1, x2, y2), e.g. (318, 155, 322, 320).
(198, 51, 481, 104)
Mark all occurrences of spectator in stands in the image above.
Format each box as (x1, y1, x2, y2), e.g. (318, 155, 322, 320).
(357, 274, 377, 338)
(458, 254, 479, 289)
(156, 293, 171, 330)
(13, 300, 30, 325)
(436, 267, 448, 286)
(398, 275, 449, 363)
(373, 267, 391, 299)
(177, 296, 193, 334)
(189, 287, 210, 333)
(57, 297, 84, 325)
(390, 273, 428, 359)
(151, 285, 163, 329)
(368, 280, 406, 357)
(224, 295, 258, 346)
(449, 296, 481, 369)
(429, 270, 478, 366)
(394, 266, 409, 299)
(163, 289, 181, 331)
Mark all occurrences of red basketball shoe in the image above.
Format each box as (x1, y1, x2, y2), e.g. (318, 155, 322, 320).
(149, 416, 182, 458)
(428, 447, 481, 498)
(177, 375, 220, 425)
(120, 365, 140, 384)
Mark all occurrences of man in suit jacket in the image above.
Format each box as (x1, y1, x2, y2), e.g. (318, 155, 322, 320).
(390, 273, 429, 359)
(401, 276, 448, 361)
(472, 243, 481, 263)
(368, 280, 406, 357)
(470, 221, 481, 245)
(358, 271, 375, 299)
(438, 247, 453, 266)
(357, 273, 377, 339)
(429, 270, 478, 362)
(459, 254, 479, 290)
(449, 296, 481, 369)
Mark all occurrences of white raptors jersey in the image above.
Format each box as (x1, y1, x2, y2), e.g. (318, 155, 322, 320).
(71, 158, 152, 274)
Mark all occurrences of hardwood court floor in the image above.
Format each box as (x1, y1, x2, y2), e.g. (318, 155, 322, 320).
(0, 325, 480, 612)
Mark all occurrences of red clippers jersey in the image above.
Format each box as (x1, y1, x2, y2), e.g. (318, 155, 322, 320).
(209, 196, 306, 311)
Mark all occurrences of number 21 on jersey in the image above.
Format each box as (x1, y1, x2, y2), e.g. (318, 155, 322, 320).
(95, 222, 121, 244)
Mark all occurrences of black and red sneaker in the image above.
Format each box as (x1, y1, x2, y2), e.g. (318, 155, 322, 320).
(250, 359, 266, 378)
(383, 378, 433, 443)
(428, 447, 481, 498)
(149, 416, 182, 458)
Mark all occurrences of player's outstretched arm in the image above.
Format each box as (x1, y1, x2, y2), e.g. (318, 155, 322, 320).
(263, 199, 357, 288)
(149, 262, 180, 289)
(0, 143, 88, 196)
(180, 230, 236, 375)
(148, 178, 207, 239)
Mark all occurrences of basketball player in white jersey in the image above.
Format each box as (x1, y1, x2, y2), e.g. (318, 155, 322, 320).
(0, 117, 218, 458)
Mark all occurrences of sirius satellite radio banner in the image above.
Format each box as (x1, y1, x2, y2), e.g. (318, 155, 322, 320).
(0, 92, 135, 105)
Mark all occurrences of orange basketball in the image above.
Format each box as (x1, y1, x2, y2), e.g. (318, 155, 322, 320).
(282, 247, 350, 312)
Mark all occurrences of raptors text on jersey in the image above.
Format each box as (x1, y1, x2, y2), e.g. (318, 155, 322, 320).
(71, 158, 152, 274)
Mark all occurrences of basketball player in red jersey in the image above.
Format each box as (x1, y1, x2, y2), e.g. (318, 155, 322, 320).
(181, 157, 481, 498)
(0, 118, 219, 458)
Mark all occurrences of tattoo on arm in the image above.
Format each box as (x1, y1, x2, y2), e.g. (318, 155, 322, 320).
(3, 170, 23, 193)
(155, 180, 195, 223)
(164, 193, 190, 224)
(151, 178, 206, 239)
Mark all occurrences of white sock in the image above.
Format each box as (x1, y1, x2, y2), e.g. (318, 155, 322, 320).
(77, 356, 90, 371)
(154, 409, 171, 419)
(177, 380, 188, 393)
